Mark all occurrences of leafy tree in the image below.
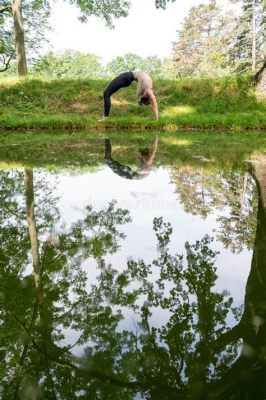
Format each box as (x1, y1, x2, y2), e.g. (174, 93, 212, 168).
(172, 0, 237, 77)
(229, 0, 266, 73)
(0, 168, 132, 398)
(106, 53, 175, 78)
(1, 0, 175, 77)
(0, 0, 130, 76)
(32, 50, 104, 78)
(0, 9, 14, 72)
(72, 0, 130, 27)
(106, 53, 143, 76)
(31, 51, 175, 79)
(0, 0, 50, 75)
(171, 166, 258, 252)
(140, 55, 175, 78)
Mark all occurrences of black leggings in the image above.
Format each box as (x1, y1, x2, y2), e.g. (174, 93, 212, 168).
(104, 139, 134, 179)
(103, 72, 134, 116)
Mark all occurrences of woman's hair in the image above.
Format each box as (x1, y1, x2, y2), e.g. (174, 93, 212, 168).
(137, 135, 158, 168)
(138, 96, 150, 106)
(137, 148, 150, 168)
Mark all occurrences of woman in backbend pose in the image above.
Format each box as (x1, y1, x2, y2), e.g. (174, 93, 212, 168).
(99, 71, 159, 121)
(104, 135, 159, 180)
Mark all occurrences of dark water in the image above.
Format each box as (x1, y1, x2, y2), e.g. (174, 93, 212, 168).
(1, 134, 266, 399)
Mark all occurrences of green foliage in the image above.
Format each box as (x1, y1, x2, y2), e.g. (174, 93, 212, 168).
(29, 51, 176, 80)
(0, 3, 15, 72)
(0, 0, 130, 76)
(106, 53, 143, 76)
(32, 50, 104, 78)
(172, 0, 265, 76)
(0, 169, 241, 398)
(69, 0, 178, 26)
(70, 0, 130, 27)
(0, 0, 51, 73)
(229, 0, 266, 73)
(154, 0, 176, 9)
(172, 0, 237, 77)
(106, 53, 174, 78)
(171, 168, 258, 252)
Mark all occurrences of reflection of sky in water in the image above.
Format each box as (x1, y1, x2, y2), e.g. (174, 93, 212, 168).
(45, 166, 253, 353)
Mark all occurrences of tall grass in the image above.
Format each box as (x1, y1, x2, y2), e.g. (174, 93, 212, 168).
(0, 75, 265, 130)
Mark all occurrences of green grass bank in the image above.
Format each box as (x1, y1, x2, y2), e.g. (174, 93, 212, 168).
(0, 75, 266, 131)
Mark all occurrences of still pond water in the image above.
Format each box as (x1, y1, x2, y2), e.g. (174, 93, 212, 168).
(1, 132, 266, 399)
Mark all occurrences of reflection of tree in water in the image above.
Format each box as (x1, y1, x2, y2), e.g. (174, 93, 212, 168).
(0, 158, 265, 399)
(171, 166, 257, 252)
(208, 156, 266, 400)
(0, 168, 132, 399)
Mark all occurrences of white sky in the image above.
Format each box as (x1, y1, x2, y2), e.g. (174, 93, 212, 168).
(47, 0, 235, 64)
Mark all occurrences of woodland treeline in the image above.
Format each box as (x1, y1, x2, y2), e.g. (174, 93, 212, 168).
(0, 0, 265, 78)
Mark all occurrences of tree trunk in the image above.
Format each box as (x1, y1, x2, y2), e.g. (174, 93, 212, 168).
(244, 156, 266, 305)
(14, 169, 42, 398)
(240, 172, 248, 213)
(12, 0, 27, 76)
(25, 169, 42, 289)
(207, 156, 266, 398)
(251, 0, 256, 73)
(253, 60, 266, 95)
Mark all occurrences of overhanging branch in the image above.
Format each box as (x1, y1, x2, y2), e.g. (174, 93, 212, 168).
(0, 53, 14, 72)
(0, 4, 11, 14)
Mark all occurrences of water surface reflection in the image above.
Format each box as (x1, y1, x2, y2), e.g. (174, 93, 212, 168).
(0, 141, 266, 399)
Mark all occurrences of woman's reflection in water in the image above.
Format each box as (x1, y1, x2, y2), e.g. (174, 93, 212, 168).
(104, 135, 158, 180)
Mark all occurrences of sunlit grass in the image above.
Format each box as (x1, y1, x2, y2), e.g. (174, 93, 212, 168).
(112, 98, 131, 106)
(0, 75, 265, 130)
(161, 105, 196, 117)
(160, 137, 192, 146)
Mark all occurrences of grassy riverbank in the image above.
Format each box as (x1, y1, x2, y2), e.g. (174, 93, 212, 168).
(0, 75, 266, 131)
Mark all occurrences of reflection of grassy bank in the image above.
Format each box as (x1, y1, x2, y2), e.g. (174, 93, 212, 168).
(0, 76, 265, 131)
(1, 131, 266, 169)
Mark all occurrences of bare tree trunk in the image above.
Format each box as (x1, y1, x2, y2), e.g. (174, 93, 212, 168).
(14, 169, 42, 398)
(25, 169, 42, 290)
(240, 172, 248, 213)
(251, 0, 256, 73)
(12, 0, 27, 76)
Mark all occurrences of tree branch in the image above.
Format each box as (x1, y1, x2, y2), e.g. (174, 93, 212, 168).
(0, 53, 14, 73)
(209, 322, 244, 354)
(0, 4, 11, 14)
(29, 338, 183, 396)
(3, 204, 25, 219)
